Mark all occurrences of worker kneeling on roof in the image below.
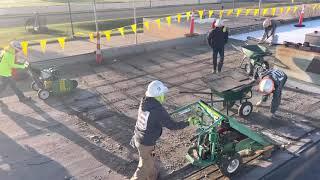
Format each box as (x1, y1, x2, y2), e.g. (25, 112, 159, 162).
(256, 69, 287, 119)
(130, 80, 189, 180)
(259, 18, 278, 46)
(207, 19, 229, 74)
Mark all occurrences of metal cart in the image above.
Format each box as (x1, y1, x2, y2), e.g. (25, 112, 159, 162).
(239, 44, 271, 78)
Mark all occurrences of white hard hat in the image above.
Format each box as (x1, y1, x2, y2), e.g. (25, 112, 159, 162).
(215, 19, 224, 27)
(263, 18, 271, 28)
(145, 80, 168, 97)
(10, 41, 22, 50)
(259, 78, 275, 94)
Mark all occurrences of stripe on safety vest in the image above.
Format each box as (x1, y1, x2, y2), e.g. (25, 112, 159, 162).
(59, 80, 66, 93)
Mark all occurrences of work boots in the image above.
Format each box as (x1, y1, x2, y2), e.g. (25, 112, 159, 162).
(218, 61, 224, 73)
(271, 113, 281, 119)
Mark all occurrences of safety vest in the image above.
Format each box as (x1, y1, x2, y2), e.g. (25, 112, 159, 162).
(0, 47, 25, 77)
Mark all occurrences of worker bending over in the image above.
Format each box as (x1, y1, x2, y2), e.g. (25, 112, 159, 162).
(207, 19, 229, 74)
(256, 69, 287, 119)
(259, 18, 278, 46)
(0, 41, 30, 102)
(131, 80, 188, 180)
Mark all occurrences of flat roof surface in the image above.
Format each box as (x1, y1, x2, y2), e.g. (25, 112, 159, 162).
(1, 41, 320, 179)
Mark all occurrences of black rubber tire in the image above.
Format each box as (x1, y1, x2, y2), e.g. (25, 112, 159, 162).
(31, 81, 40, 91)
(255, 61, 269, 79)
(37, 89, 50, 100)
(218, 153, 242, 177)
(238, 101, 253, 117)
(72, 80, 78, 89)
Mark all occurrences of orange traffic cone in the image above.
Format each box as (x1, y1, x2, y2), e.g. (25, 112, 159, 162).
(294, 4, 305, 27)
(185, 10, 199, 37)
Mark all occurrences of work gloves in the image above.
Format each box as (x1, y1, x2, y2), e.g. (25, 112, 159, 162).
(24, 61, 29, 68)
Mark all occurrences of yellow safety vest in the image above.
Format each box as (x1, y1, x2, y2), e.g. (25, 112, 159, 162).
(0, 47, 25, 77)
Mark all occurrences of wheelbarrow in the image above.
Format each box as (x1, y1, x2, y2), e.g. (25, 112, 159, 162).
(239, 44, 272, 79)
(180, 69, 255, 117)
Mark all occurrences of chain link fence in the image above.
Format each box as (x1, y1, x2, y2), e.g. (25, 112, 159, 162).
(0, 0, 319, 48)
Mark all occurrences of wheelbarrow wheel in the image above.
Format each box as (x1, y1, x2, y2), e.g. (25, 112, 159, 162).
(261, 61, 269, 70)
(38, 89, 50, 100)
(255, 61, 270, 79)
(238, 102, 253, 117)
(219, 153, 242, 177)
(245, 62, 253, 75)
(31, 81, 40, 91)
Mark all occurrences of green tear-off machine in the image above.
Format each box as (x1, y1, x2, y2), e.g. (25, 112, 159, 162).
(171, 100, 274, 177)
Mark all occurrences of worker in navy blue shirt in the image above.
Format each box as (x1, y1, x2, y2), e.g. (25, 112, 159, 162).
(130, 80, 188, 180)
(256, 69, 287, 119)
(207, 19, 229, 74)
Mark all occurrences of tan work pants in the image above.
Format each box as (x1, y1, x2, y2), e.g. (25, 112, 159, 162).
(130, 140, 158, 180)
